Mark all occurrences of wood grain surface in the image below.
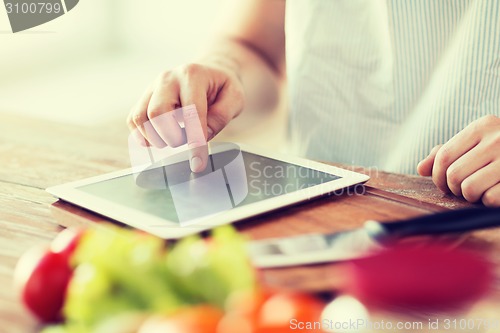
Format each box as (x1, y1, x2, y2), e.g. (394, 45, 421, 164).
(1, 112, 497, 333)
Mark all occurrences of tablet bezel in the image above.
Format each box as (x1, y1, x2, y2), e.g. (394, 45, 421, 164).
(46, 144, 370, 239)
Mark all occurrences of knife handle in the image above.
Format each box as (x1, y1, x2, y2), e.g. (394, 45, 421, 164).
(364, 207, 500, 243)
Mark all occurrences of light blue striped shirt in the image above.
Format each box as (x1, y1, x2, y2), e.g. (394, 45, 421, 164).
(285, 0, 500, 174)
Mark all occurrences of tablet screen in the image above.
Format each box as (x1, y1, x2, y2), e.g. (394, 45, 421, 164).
(77, 150, 340, 223)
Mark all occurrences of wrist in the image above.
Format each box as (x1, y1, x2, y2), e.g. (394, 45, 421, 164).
(202, 54, 242, 82)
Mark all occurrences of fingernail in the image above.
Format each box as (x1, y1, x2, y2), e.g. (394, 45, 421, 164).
(190, 156, 202, 172)
(207, 127, 214, 140)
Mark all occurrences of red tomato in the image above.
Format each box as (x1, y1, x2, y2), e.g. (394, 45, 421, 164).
(224, 288, 273, 317)
(139, 305, 223, 333)
(14, 246, 73, 322)
(218, 289, 272, 333)
(219, 290, 325, 333)
(256, 293, 325, 333)
(344, 243, 494, 311)
(217, 312, 255, 333)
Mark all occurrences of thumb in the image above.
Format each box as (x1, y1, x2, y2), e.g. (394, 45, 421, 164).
(417, 144, 442, 176)
(206, 85, 244, 141)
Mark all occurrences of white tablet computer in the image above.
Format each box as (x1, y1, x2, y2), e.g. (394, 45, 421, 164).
(47, 143, 369, 239)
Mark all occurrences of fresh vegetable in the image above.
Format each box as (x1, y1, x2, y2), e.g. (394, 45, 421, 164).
(50, 228, 84, 260)
(217, 289, 272, 333)
(165, 226, 256, 308)
(63, 226, 180, 326)
(218, 289, 326, 333)
(344, 243, 494, 311)
(18, 225, 326, 333)
(36, 225, 258, 331)
(138, 305, 223, 333)
(14, 246, 73, 322)
(256, 292, 325, 332)
(15, 229, 84, 322)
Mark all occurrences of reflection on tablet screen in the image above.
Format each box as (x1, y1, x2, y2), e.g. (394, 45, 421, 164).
(77, 150, 340, 224)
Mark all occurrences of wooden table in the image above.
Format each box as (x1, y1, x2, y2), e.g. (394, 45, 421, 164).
(1, 112, 499, 333)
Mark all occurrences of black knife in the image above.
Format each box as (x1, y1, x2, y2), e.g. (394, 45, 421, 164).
(248, 207, 500, 268)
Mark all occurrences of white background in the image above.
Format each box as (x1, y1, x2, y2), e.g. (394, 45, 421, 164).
(0, 0, 228, 123)
(0, 0, 286, 148)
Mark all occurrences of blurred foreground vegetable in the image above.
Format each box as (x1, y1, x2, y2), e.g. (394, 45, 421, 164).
(14, 228, 83, 322)
(344, 243, 494, 311)
(15, 225, 326, 333)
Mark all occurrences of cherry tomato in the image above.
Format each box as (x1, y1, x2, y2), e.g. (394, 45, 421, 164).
(138, 305, 223, 333)
(218, 289, 272, 333)
(14, 228, 83, 322)
(219, 290, 325, 333)
(256, 292, 325, 333)
(217, 312, 255, 333)
(14, 246, 73, 322)
(224, 288, 273, 317)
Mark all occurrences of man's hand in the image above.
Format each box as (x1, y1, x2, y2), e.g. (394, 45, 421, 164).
(126, 62, 245, 173)
(126, 0, 285, 173)
(417, 115, 500, 207)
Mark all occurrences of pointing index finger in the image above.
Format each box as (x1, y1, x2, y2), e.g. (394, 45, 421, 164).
(183, 104, 209, 173)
